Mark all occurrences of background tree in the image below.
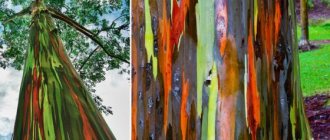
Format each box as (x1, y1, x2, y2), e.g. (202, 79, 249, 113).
(132, 0, 311, 139)
(0, 0, 129, 114)
(299, 0, 313, 50)
(0, 0, 129, 139)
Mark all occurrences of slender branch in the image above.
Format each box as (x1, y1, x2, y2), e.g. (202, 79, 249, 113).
(80, 14, 129, 71)
(96, 13, 128, 35)
(79, 47, 100, 71)
(111, 13, 127, 25)
(96, 27, 110, 35)
(47, 8, 129, 64)
(79, 21, 129, 71)
(2, 7, 31, 24)
(116, 23, 129, 31)
(106, 13, 128, 29)
(96, 23, 129, 35)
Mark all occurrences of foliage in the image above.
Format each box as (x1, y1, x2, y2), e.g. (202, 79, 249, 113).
(93, 94, 113, 115)
(321, 0, 330, 7)
(308, 0, 314, 8)
(307, 0, 330, 8)
(300, 44, 330, 95)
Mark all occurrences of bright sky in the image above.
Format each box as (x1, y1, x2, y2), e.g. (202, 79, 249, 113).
(0, 0, 130, 140)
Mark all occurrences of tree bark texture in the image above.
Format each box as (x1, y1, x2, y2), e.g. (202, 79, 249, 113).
(12, 2, 115, 139)
(132, 0, 311, 139)
(300, 0, 309, 43)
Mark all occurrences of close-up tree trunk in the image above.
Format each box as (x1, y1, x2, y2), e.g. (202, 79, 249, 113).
(132, 0, 312, 139)
(3, 0, 116, 139)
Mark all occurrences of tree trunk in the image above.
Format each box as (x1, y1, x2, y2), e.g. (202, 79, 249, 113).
(13, 2, 115, 139)
(132, 0, 312, 139)
(299, 0, 311, 50)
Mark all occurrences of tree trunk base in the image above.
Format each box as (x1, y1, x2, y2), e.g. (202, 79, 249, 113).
(299, 40, 319, 51)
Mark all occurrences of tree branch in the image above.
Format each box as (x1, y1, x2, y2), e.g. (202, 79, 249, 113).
(79, 18, 128, 72)
(2, 7, 31, 24)
(116, 23, 129, 31)
(110, 13, 127, 25)
(96, 23, 129, 35)
(95, 13, 128, 35)
(79, 47, 100, 71)
(47, 8, 129, 64)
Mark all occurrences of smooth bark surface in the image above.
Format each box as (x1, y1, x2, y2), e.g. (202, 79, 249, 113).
(12, 2, 115, 139)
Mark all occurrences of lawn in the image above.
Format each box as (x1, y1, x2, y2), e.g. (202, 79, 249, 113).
(298, 20, 330, 96)
(297, 20, 330, 41)
(300, 44, 330, 96)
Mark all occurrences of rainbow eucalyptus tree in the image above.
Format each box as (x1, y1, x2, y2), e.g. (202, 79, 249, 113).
(0, 0, 129, 96)
(0, 0, 129, 139)
(132, 0, 311, 139)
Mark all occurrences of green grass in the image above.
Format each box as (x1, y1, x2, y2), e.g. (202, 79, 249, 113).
(297, 19, 330, 96)
(297, 20, 330, 41)
(300, 44, 330, 96)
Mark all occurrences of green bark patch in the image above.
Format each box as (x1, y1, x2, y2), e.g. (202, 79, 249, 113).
(13, 7, 115, 140)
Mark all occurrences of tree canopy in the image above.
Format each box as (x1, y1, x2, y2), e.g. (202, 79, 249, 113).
(0, 0, 130, 93)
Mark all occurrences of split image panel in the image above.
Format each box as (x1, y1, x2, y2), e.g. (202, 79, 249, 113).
(0, 0, 323, 139)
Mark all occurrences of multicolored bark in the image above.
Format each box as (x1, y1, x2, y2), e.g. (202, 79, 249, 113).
(132, 0, 196, 139)
(13, 2, 115, 139)
(132, 0, 311, 139)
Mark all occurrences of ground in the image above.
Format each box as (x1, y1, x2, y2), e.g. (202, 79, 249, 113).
(299, 44, 330, 95)
(304, 94, 330, 139)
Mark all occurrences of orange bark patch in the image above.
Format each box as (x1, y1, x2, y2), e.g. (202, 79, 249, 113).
(258, 4, 273, 65)
(131, 32, 138, 140)
(247, 24, 260, 140)
(180, 72, 189, 140)
(158, 0, 172, 134)
(63, 77, 97, 140)
(171, 0, 190, 48)
(131, 1, 140, 137)
(274, 0, 282, 44)
(257, 2, 282, 138)
(220, 37, 239, 97)
(159, 0, 191, 135)
(32, 66, 45, 139)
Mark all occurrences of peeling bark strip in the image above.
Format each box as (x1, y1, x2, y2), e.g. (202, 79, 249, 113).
(132, 0, 311, 139)
(13, 2, 115, 139)
(132, 0, 195, 139)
